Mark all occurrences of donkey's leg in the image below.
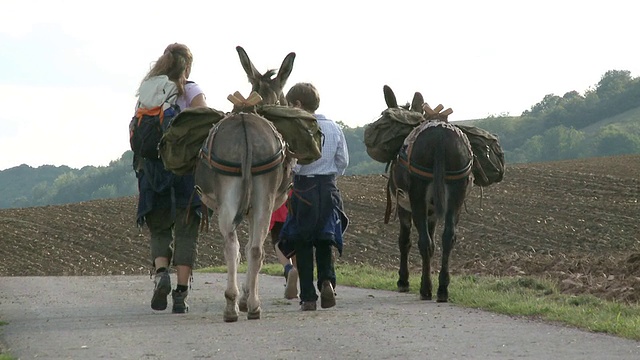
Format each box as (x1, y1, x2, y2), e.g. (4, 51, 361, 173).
(397, 206, 412, 292)
(437, 180, 467, 302)
(437, 214, 454, 303)
(244, 218, 267, 320)
(410, 181, 434, 300)
(219, 211, 241, 322)
(243, 179, 274, 320)
(223, 231, 241, 322)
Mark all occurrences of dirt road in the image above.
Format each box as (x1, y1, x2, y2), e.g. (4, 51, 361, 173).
(1, 273, 638, 359)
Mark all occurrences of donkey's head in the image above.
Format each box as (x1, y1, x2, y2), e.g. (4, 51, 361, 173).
(236, 46, 296, 107)
(383, 85, 424, 114)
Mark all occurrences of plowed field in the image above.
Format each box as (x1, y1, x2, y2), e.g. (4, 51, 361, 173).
(1, 155, 639, 302)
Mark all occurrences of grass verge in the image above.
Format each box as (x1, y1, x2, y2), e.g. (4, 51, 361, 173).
(199, 263, 640, 341)
(0, 320, 15, 360)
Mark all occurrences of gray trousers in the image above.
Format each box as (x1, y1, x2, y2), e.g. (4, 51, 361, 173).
(146, 207, 199, 267)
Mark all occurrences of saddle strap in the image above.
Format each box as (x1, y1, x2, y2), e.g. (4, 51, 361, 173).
(398, 153, 473, 181)
(384, 160, 403, 224)
(384, 175, 392, 224)
(203, 149, 284, 176)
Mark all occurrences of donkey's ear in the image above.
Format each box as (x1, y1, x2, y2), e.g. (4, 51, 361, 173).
(410, 92, 425, 113)
(383, 85, 398, 108)
(236, 46, 262, 83)
(275, 52, 296, 87)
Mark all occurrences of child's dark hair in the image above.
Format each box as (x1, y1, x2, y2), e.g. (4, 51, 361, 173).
(285, 82, 320, 112)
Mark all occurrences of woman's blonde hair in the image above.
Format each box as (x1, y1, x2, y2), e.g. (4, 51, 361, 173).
(142, 43, 193, 95)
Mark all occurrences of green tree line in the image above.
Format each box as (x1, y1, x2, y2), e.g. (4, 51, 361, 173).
(474, 70, 640, 163)
(1, 69, 638, 208)
(0, 153, 137, 209)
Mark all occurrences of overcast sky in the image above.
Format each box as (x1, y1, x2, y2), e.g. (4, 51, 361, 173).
(0, 0, 637, 170)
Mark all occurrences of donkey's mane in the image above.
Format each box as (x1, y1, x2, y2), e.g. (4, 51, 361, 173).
(262, 69, 277, 81)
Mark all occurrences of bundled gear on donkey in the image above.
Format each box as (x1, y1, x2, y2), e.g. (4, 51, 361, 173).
(364, 107, 424, 164)
(256, 104, 323, 165)
(158, 107, 226, 175)
(225, 91, 324, 166)
(157, 91, 324, 177)
(364, 101, 505, 187)
(454, 125, 504, 187)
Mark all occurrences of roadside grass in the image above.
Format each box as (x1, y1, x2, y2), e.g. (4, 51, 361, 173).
(199, 263, 640, 341)
(0, 321, 15, 360)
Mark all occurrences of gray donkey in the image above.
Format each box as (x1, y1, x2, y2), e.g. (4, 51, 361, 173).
(195, 46, 296, 322)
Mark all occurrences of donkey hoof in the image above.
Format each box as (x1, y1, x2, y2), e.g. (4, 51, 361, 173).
(437, 290, 449, 302)
(420, 293, 432, 301)
(239, 299, 248, 313)
(397, 285, 410, 293)
(247, 309, 261, 320)
(223, 313, 239, 323)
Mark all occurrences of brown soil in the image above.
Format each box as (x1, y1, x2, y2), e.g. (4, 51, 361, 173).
(1, 155, 639, 303)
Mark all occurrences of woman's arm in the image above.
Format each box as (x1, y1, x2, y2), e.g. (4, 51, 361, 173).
(189, 93, 208, 108)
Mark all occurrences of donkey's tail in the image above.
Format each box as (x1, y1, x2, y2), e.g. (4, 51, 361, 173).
(432, 131, 446, 218)
(233, 115, 253, 226)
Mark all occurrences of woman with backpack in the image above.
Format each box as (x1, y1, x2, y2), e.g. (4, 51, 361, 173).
(133, 43, 207, 314)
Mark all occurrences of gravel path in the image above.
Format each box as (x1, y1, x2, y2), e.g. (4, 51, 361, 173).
(1, 273, 638, 359)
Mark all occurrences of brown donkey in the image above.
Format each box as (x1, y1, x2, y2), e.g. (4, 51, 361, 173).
(194, 46, 296, 322)
(384, 85, 473, 302)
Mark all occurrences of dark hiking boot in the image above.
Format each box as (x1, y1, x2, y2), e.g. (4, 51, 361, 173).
(171, 290, 189, 314)
(151, 270, 171, 311)
(320, 280, 336, 309)
(284, 267, 299, 300)
(300, 301, 317, 311)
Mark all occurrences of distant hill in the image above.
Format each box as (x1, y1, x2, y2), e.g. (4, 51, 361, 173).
(450, 118, 484, 126)
(578, 106, 640, 135)
(0, 152, 137, 209)
(0, 164, 72, 208)
(454, 104, 640, 139)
